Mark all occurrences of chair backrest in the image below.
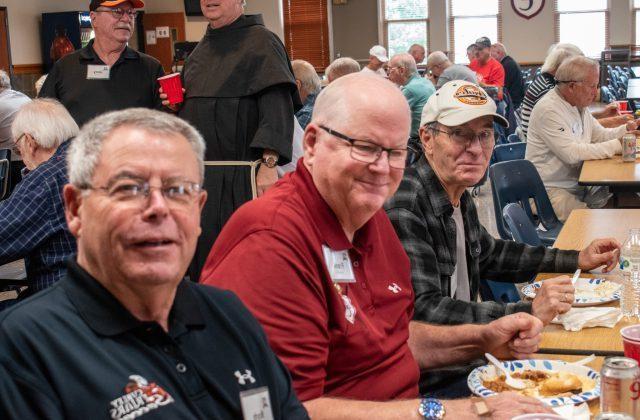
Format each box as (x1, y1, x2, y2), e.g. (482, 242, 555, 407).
(502, 203, 543, 246)
(0, 149, 12, 200)
(489, 159, 560, 240)
(493, 142, 526, 163)
(506, 133, 520, 143)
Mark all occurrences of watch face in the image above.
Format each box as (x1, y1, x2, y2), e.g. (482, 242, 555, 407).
(263, 156, 277, 168)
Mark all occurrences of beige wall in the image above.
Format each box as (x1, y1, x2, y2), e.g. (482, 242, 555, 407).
(331, 0, 379, 60)
(2, 0, 635, 66)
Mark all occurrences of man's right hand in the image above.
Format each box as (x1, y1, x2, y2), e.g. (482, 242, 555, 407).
(531, 276, 574, 325)
(484, 392, 556, 419)
(159, 87, 185, 112)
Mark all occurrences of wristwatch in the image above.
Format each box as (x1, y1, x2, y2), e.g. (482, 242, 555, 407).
(418, 397, 445, 419)
(261, 155, 278, 168)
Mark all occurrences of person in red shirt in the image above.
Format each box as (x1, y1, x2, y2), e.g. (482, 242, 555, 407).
(469, 36, 505, 99)
(201, 73, 554, 419)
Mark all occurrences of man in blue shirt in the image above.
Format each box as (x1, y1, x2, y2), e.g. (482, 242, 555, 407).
(292, 59, 321, 129)
(0, 98, 78, 305)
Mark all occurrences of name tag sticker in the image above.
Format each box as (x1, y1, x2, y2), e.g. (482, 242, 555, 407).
(322, 245, 355, 283)
(240, 387, 274, 420)
(87, 65, 110, 80)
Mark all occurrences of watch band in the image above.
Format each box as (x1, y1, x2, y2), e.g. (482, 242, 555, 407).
(418, 397, 445, 420)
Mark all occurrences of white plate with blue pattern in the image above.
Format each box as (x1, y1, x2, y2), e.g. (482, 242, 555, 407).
(522, 278, 621, 307)
(467, 359, 600, 406)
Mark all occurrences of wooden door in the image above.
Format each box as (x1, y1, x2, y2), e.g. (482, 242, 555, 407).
(0, 8, 12, 74)
(142, 13, 185, 73)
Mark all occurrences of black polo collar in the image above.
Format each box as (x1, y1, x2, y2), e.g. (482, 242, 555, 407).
(79, 39, 140, 64)
(61, 259, 205, 337)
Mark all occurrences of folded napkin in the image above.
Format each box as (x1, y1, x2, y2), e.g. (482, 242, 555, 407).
(552, 307, 622, 331)
(552, 402, 590, 419)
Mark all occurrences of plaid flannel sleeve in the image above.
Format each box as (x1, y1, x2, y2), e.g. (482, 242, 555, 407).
(478, 226, 579, 282)
(387, 207, 531, 325)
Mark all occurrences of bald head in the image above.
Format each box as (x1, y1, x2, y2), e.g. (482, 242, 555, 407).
(326, 57, 361, 83)
(312, 73, 410, 135)
(408, 44, 426, 64)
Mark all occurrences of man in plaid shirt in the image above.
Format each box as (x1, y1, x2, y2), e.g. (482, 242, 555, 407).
(385, 80, 621, 396)
(0, 99, 78, 307)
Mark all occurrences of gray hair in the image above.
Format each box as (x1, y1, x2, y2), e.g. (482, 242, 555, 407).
(491, 42, 506, 55)
(555, 56, 598, 84)
(35, 74, 47, 95)
(0, 70, 10, 91)
(542, 43, 584, 74)
(11, 98, 78, 149)
(291, 59, 321, 96)
(326, 57, 360, 82)
(391, 53, 418, 76)
(426, 51, 449, 67)
(68, 108, 206, 188)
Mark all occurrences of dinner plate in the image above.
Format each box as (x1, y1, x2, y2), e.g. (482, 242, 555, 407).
(521, 278, 621, 307)
(468, 359, 600, 406)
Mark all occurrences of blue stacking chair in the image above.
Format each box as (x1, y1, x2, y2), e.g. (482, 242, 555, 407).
(489, 160, 562, 246)
(481, 203, 543, 303)
(503, 203, 543, 246)
(506, 133, 522, 143)
(492, 142, 526, 164)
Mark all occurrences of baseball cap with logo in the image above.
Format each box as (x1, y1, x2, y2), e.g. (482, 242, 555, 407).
(369, 45, 389, 63)
(474, 36, 492, 49)
(420, 80, 508, 128)
(90, 0, 145, 11)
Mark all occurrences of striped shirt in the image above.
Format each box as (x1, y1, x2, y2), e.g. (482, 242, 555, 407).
(520, 72, 555, 140)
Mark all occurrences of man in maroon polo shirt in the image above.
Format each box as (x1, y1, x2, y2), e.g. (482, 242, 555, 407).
(201, 73, 553, 419)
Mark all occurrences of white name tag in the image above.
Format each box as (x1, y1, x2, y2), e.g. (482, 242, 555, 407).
(322, 245, 355, 283)
(87, 64, 110, 80)
(240, 387, 274, 420)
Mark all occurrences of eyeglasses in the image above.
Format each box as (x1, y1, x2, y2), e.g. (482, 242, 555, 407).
(95, 8, 138, 19)
(319, 125, 408, 169)
(429, 125, 495, 150)
(84, 176, 202, 208)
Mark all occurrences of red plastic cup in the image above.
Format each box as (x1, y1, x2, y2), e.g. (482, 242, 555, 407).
(618, 100, 629, 111)
(158, 73, 183, 105)
(621, 325, 640, 364)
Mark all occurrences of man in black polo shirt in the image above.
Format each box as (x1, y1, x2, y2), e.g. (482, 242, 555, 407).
(39, 0, 164, 127)
(0, 109, 307, 420)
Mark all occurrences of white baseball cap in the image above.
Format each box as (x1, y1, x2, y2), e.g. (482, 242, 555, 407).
(369, 45, 389, 63)
(420, 80, 509, 128)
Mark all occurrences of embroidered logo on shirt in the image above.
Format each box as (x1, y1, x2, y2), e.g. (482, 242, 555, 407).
(109, 375, 174, 420)
(235, 369, 256, 385)
(454, 85, 488, 106)
(388, 283, 402, 294)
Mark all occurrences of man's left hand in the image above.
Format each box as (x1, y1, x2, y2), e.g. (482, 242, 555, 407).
(482, 313, 543, 359)
(256, 164, 278, 197)
(578, 238, 621, 272)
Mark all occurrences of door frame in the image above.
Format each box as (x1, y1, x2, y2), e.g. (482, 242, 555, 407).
(0, 7, 13, 79)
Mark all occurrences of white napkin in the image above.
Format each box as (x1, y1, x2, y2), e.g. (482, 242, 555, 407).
(551, 307, 622, 331)
(551, 402, 590, 419)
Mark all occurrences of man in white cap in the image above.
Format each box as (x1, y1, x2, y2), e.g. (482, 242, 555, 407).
(385, 80, 621, 396)
(361, 45, 388, 77)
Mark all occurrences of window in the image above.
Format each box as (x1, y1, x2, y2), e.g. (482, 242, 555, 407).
(383, 0, 429, 62)
(449, 0, 501, 64)
(555, 0, 608, 59)
(282, 0, 330, 69)
(635, 0, 640, 46)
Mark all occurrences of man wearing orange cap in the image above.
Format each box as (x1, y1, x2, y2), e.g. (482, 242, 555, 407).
(40, 0, 164, 126)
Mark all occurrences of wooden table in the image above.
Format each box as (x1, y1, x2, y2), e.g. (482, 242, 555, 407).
(579, 156, 640, 190)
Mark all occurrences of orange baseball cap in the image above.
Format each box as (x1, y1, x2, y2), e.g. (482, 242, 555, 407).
(89, 0, 145, 11)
